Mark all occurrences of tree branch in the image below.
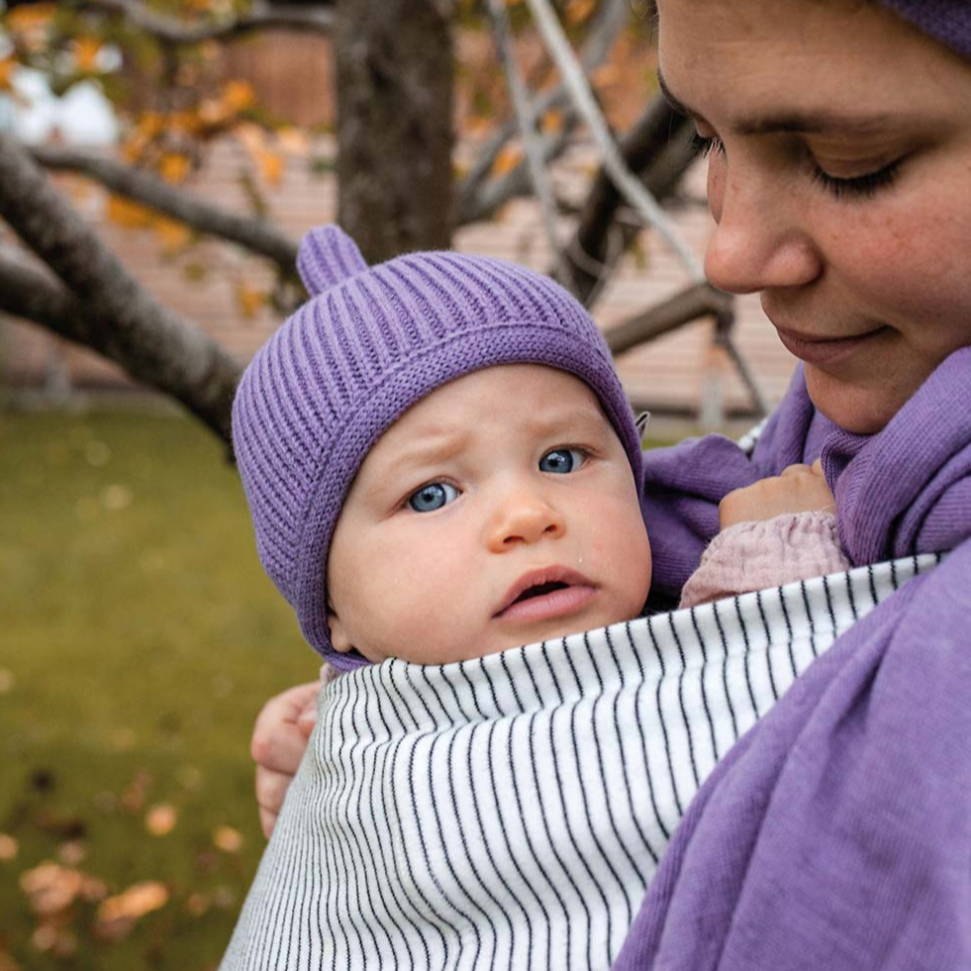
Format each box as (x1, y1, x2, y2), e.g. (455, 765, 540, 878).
(31, 146, 300, 272)
(0, 132, 241, 443)
(563, 94, 696, 304)
(455, 0, 629, 225)
(604, 282, 732, 354)
(71, 0, 334, 43)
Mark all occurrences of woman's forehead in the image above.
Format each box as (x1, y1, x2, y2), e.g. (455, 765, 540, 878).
(655, 0, 970, 126)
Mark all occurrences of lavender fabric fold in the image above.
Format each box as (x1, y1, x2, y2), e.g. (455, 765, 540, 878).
(615, 346, 971, 970)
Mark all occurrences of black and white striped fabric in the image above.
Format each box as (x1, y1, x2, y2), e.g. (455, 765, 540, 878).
(221, 555, 939, 971)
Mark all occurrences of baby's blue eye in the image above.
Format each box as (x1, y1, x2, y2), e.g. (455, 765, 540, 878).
(408, 482, 459, 512)
(539, 448, 585, 474)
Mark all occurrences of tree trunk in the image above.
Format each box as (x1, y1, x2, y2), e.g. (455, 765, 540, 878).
(334, 0, 454, 263)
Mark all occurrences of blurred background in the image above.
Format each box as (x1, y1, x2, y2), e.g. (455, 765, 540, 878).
(0, 1, 797, 968)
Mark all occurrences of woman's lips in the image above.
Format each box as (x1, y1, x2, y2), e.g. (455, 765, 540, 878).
(774, 325, 889, 367)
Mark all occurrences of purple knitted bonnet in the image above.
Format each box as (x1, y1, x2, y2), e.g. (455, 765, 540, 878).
(877, 0, 971, 60)
(232, 226, 643, 671)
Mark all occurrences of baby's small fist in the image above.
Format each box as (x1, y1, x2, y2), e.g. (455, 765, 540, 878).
(719, 460, 835, 529)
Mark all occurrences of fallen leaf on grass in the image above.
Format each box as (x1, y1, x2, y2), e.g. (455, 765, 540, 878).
(56, 840, 86, 866)
(145, 803, 178, 837)
(0, 834, 18, 861)
(94, 881, 169, 942)
(31, 922, 77, 958)
(213, 826, 243, 853)
(20, 862, 105, 917)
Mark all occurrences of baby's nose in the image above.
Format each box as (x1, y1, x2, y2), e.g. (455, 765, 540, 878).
(486, 490, 566, 551)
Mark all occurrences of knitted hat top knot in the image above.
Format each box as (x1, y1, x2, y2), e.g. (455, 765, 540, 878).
(232, 225, 643, 671)
(296, 224, 369, 295)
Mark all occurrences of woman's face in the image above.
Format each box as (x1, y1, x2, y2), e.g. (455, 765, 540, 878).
(656, 0, 971, 433)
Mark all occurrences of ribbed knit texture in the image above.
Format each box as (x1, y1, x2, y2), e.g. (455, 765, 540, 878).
(232, 226, 643, 670)
(878, 0, 971, 60)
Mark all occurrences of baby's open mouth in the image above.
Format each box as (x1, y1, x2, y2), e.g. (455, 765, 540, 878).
(495, 567, 596, 622)
(512, 581, 570, 604)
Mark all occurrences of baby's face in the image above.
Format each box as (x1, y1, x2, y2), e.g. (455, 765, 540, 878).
(326, 364, 652, 665)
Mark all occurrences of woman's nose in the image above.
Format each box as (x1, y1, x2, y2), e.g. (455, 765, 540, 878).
(703, 154, 823, 295)
(486, 489, 566, 552)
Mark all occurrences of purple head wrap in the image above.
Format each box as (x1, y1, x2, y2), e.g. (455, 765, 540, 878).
(878, 0, 971, 60)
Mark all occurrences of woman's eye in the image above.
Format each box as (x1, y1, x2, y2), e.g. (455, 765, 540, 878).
(539, 448, 586, 475)
(810, 158, 903, 199)
(408, 482, 459, 513)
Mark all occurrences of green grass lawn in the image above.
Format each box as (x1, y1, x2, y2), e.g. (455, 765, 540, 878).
(0, 408, 321, 971)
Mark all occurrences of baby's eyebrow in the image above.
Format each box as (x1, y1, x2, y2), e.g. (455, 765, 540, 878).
(657, 68, 905, 138)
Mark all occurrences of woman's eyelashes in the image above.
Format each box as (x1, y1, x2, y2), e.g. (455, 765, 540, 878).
(689, 127, 904, 200)
(689, 131, 721, 158)
(809, 159, 903, 199)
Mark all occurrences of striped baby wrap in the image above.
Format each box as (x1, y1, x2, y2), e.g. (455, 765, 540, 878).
(220, 554, 939, 971)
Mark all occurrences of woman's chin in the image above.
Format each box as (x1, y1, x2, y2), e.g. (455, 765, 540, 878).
(803, 366, 901, 435)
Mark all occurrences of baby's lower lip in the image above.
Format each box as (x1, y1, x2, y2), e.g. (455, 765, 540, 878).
(495, 585, 596, 625)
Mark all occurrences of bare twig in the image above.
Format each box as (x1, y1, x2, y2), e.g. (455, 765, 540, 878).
(73, 0, 334, 43)
(0, 131, 241, 442)
(31, 146, 300, 271)
(486, 0, 567, 279)
(455, 0, 629, 224)
(524, 0, 705, 281)
(563, 94, 695, 304)
(604, 282, 733, 354)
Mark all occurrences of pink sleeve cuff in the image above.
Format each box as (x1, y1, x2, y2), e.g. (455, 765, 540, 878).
(679, 511, 851, 609)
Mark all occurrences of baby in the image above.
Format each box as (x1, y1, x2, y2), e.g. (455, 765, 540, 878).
(224, 225, 850, 971)
(233, 224, 846, 673)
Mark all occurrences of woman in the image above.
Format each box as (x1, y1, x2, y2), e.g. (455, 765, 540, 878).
(250, 1, 971, 967)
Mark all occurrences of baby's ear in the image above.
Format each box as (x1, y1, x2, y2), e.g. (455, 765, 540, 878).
(326, 608, 355, 655)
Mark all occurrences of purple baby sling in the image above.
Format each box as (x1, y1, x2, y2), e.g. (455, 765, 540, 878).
(614, 347, 971, 970)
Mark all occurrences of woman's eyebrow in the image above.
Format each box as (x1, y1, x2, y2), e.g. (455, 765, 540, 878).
(657, 68, 901, 137)
(657, 69, 693, 119)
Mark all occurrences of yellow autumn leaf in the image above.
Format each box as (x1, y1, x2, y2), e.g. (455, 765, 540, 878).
(198, 97, 231, 127)
(106, 195, 154, 229)
(223, 79, 256, 114)
(236, 284, 265, 320)
(6, 4, 56, 32)
(235, 121, 265, 154)
(591, 63, 621, 89)
(256, 148, 284, 187)
(168, 109, 202, 136)
(136, 111, 165, 138)
(540, 109, 564, 134)
(213, 825, 244, 853)
(277, 127, 309, 158)
(145, 803, 178, 836)
(491, 144, 523, 177)
(158, 153, 191, 184)
(0, 57, 16, 93)
(73, 36, 102, 73)
(155, 218, 192, 254)
(565, 0, 596, 25)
